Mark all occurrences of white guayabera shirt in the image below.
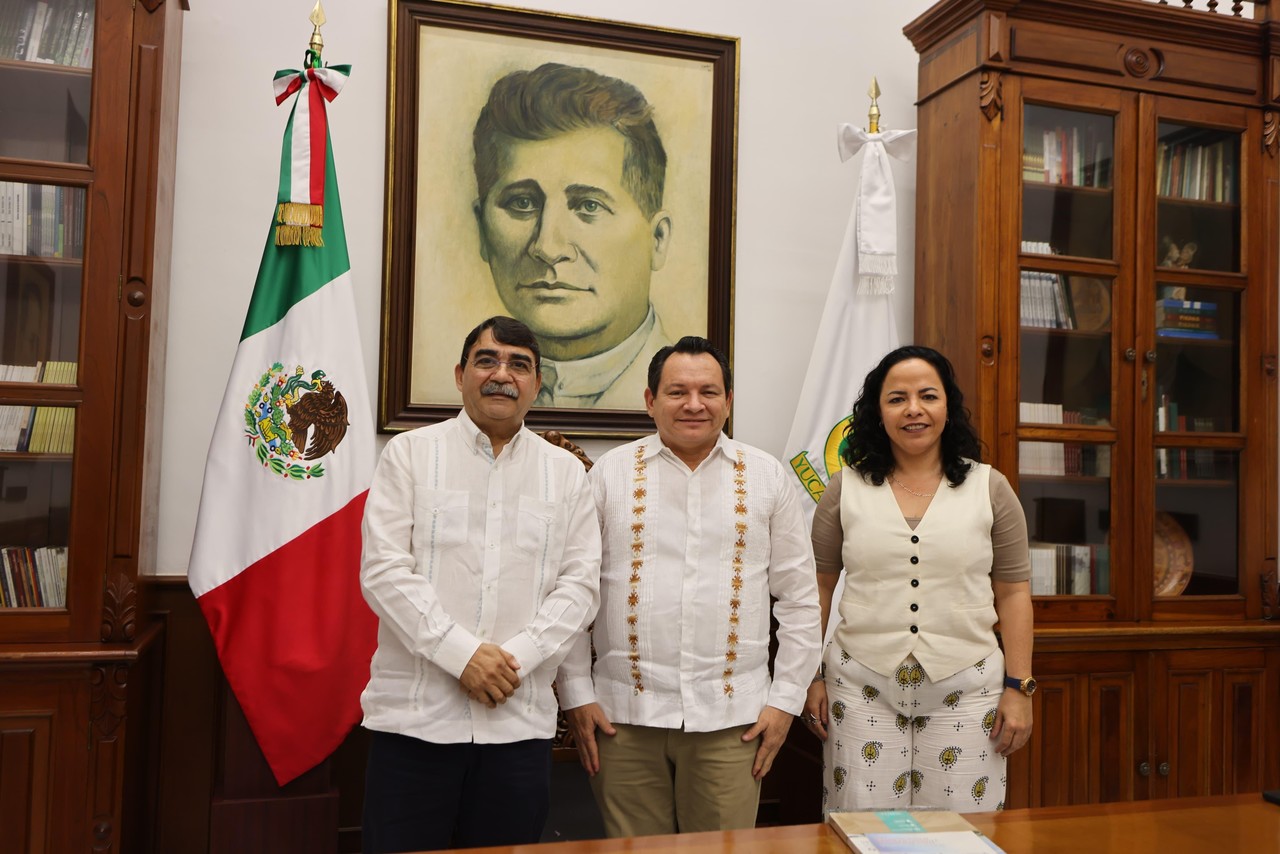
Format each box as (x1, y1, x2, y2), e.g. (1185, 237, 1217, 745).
(558, 433, 821, 732)
(359, 409, 601, 744)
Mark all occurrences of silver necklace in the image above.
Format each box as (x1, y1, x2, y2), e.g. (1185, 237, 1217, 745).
(890, 474, 938, 498)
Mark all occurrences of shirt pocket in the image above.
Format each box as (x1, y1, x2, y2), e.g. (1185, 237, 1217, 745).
(513, 495, 558, 562)
(412, 487, 470, 567)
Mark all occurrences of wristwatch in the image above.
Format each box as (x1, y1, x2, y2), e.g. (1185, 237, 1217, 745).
(1004, 675, 1037, 696)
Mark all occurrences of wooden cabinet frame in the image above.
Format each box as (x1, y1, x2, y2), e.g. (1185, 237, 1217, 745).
(0, 0, 184, 849)
(907, 0, 1280, 808)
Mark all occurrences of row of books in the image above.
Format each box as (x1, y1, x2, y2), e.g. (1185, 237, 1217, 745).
(1156, 138, 1236, 203)
(1156, 445, 1227, 481)
(0, 545, 67, 608)
(1020, 438, 1112, 477)
(0, 181, 85, 259)
(1155, 297, 1220, 339)
(1155, 397, 1219, 434)
(1018, 404, 1106, 427)
(1023, 126, 1112, 188)
(0, 359, 77, 384)
(0, 404, 75, 453)
(1020, 269, 1074, 329)
(0, 0, 94, 68)
(1029, 542, 1110, 596)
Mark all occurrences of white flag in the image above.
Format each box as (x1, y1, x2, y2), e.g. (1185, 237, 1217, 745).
(784, 126, 916, 523)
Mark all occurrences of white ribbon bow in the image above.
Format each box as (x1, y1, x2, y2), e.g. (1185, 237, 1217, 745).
(836, 125, 917, 295)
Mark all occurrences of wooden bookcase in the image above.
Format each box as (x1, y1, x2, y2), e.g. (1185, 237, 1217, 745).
(905, 0, 1280, 808)
(0, 0, 183, 850)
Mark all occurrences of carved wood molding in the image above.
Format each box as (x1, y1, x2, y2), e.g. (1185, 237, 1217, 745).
(1123, 47, 1155, 78)
(979, 71, 1003, 121)
(1265, 111, 1278, 157)
(541, 430, 594, 471)
(100, 573, 137, 643)
(90, 663, 130, 738)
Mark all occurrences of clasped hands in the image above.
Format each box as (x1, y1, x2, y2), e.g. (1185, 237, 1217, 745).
(459, 642, 521, 708)
(803, 678, 1032, 757)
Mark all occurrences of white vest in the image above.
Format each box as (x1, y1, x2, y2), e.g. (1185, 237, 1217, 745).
(833, 462, 998, 681)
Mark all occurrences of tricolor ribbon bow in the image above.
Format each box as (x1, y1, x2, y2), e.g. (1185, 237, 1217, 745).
(271, 63, 351, 247)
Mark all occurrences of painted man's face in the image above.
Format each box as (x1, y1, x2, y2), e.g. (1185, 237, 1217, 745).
(475, 127, 671, 361)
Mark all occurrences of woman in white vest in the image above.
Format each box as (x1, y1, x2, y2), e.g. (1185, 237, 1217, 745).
(801, 345, 1033, 814)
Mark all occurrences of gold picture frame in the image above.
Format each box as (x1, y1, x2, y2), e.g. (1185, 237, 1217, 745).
(379, 0, 738, 437)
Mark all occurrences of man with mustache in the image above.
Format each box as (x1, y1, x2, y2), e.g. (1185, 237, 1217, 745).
(557, 336, 821, 836)
(359, 316, 601, 852)
(472, 63, 673, 409)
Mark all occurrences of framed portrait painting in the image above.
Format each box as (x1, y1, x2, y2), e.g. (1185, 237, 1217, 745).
(380, 0, 738, 436)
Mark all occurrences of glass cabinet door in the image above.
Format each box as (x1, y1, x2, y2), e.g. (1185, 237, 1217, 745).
(0, 180, 82, 609)
(1148, 117, 1246, 605)
(1017, 97, 1122, 608)
(1018, 439, 1113, 597)
(1022, 105, 1115, 260)
(0, 0, 93, 611)
(1154, 124, 1239, 273)
(0, 0, 95, 164)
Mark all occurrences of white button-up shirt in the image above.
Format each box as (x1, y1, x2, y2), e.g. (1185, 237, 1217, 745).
(557, 433, 820, 731)
(360, 411, 600, 744)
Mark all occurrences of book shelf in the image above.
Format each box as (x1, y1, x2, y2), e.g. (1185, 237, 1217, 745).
(907, 0, 1278, 811)
(0, 0, 183, 850)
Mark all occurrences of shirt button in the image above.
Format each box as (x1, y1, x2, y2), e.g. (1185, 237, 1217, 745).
(910, 556, 919, 565)
(911, 579, 920, 587)
(489, 543, 496, 550)
(910, 625, 919, 634)
(911, 535, 919, 544)
(910, 603, 919, 612)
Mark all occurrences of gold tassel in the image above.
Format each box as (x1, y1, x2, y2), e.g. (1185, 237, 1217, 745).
(276, 202, 324, 227)
(274, 224, 325, 248)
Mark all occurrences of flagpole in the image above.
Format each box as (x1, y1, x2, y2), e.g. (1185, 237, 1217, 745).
(867, 76, 881, 133)
(308, 1, 325, 67)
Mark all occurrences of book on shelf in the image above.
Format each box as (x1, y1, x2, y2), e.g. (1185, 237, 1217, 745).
(1156, 327, 1219, 340)
(1023, 124, 1109, 189)
(0, 0, 95, 66)
(1156, 135, 1236, 203)
(1018, 270, 1074, 329)
(1029, 542, 1103, 595)
(0, 182, 84, 259)
(0, 545, 67, 608)
(826, 810, 1004, 854)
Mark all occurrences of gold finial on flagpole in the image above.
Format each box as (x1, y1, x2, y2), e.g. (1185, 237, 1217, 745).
(868, 76, 882, 133)
(308, 1, 327, 65)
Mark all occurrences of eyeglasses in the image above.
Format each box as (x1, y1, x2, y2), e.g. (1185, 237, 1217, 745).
(466, 355, 537, 377)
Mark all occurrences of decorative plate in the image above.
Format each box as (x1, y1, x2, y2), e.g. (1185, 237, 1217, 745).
(1153, 511, 1193, 596)
(1067, 277, 1112, 332)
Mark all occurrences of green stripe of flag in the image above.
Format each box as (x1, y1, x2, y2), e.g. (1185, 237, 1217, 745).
(241, 130, 350, 340)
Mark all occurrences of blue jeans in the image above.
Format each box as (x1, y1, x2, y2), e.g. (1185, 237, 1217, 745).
(362, 729, 552, 852)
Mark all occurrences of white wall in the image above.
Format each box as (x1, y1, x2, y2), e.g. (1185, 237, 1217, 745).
(155, 0, 936, 574)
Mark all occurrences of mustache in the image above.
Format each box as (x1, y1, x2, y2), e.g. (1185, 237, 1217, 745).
(481, 381, 519, 398)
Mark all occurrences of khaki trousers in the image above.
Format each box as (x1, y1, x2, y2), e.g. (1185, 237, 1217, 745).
(589, 722, 761, 838)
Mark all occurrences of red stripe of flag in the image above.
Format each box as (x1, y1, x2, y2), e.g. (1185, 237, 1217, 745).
(197, 491, 375, 785)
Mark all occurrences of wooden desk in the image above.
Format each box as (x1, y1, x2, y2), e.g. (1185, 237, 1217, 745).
(445, 793, 1280, 853)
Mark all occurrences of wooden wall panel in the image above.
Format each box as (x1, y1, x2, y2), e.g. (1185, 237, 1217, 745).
(0, 715, 52, 854)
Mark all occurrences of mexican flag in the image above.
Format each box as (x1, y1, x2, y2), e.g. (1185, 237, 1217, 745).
(784, 126, 915, 524)
(187, 61, 377, 786)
